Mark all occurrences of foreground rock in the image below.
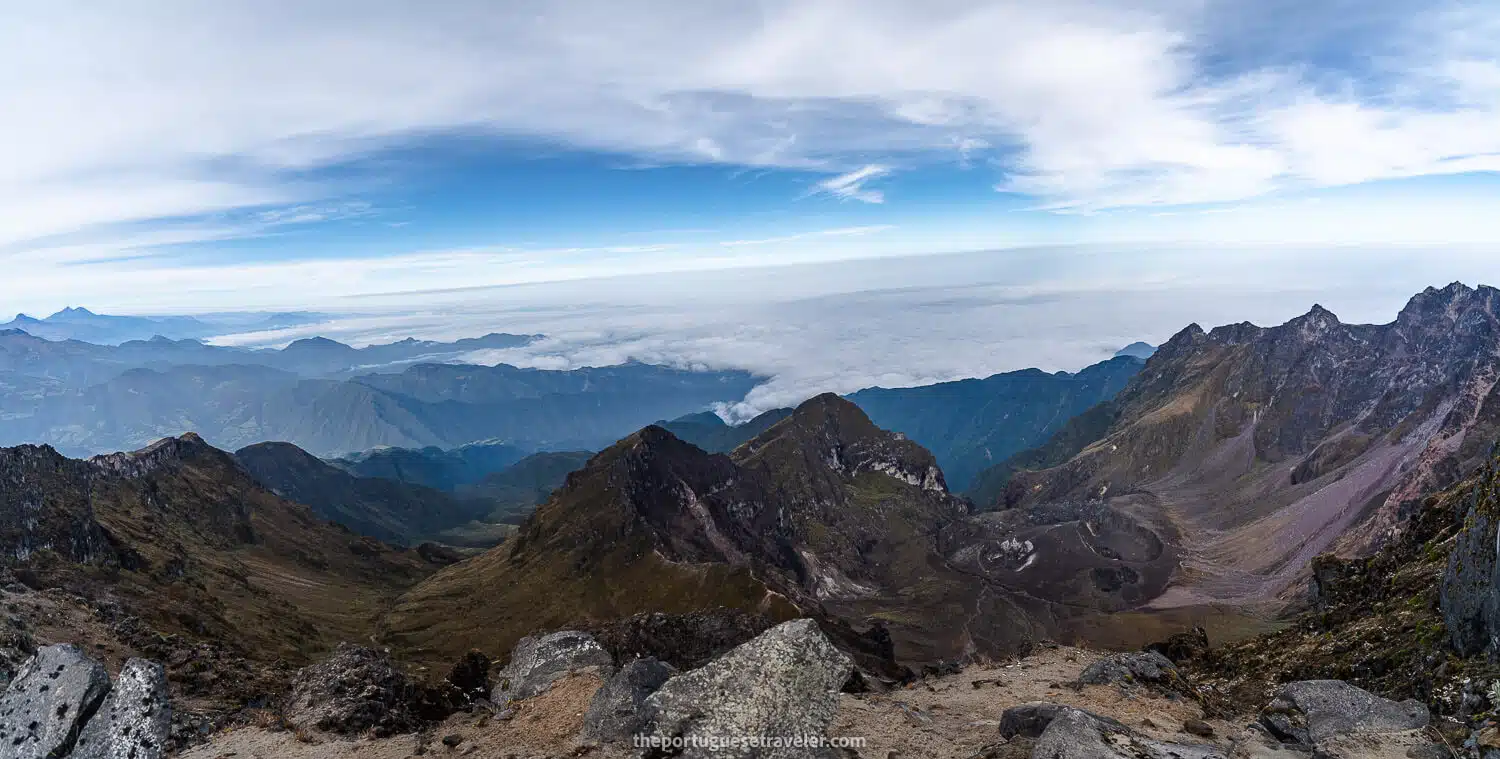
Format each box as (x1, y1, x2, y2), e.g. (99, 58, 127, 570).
(1258, 680, 1429, 748)
(72, 659, 171, 759)
(492, 631, 616, 707)
(1023, 705, 1225, 759)
(639, 618, 853, 758)
(1079, 651, 1183, 689)
(580, 657, 676, 743)
(0, 645, 170, 759)
(0, 645, 111, 758)
(281, 643, 423, 737)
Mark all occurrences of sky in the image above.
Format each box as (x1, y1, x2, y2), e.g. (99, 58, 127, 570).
(3, 0, 1500, 314)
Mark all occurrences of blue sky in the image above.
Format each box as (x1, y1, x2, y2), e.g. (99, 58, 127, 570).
(2, 0, 1499, 314)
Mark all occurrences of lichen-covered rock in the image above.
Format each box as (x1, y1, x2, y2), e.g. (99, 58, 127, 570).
(491, 631, 615, 707)
(0, 644, 111, 759)
(281, 643, 421, 737)
(1258, 680, 1429, 747)
(1079, 651, 1181, 687)
(580, 657, 675, 743)
(638, 618, 852, 759)
(1031, 706, 1225, 759)
(72, 659, 171, 759)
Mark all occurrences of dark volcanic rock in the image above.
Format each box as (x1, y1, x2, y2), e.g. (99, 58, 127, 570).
(444, 650, 491, 703)
(281, 643, 422, 737)
(580, 657, 676, 744)
(1145, 627, 1210, 665)
(639, 619, 852, 759)
(491, 631, 615, 707)
(1028, 705, 1224, 759)
(1442, 447, 1500, 658)
(1079, 651, 1181, 688)
(0, 644, 111, 759)
(999, 702, 1088, 739)
(1258, 680, 1430, 747)
(72, 659, 171, 759)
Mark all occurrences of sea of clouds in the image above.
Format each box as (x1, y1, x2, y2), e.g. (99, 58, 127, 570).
(209, 245, 1500, 420)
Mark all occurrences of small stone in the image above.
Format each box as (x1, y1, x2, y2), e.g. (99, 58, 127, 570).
(1183, 718, 1214, 737)
(442, 734, 464, 747)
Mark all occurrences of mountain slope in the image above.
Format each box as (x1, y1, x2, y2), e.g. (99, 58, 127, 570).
(656, 407, 793, 453)
(461, 450, 595, 523)
(330, 442, 528, 491)
(990, 282, 1500, 609)
(847, 355, 1143, 491)
(234, 442, 495, 546)
(380, 394, 1191, 670)
(0, 357, 762, 457)
(0, 435, 442, 704)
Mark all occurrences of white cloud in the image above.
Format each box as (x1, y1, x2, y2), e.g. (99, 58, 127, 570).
(812, 165, 892, 203)
(1, 0, 1498, 268)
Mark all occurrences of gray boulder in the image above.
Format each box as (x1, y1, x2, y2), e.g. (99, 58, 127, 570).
(1031, 706, 1226, 759)
(580, 657, 676, 743)
(0, 644, 111, 759)
(1079, 651, 1183, 688)
(491, 631, 615, 707)
(1258, 680, 1429, 747)
(72, 659, 171, 759)
(281, 643, 421, 737)
(999, 702, 1118, 739)
(639, 618, 853, 759)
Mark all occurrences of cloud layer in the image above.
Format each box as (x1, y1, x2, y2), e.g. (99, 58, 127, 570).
(210, 245, 1500, 420)
(3, 0, 1498, 255)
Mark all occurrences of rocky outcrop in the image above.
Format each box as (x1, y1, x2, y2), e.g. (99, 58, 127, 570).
(1146, 627, 1210, 665)
(1079, 651, 1184, 690)
(638, 619, 852, 758)
(1026, 705, 1224, 759)
(444, 650, 491, 703)
(580, 657, 676, 744)
(491, 631, 615, 707)
(0, 645, 169, 759)
(281, 643, 423, 737)
(1442, 448, 1500, 658)
(1257, 680, 1430, 748)
(999, 702, 1094, 739)
(72, 659, 171, 759)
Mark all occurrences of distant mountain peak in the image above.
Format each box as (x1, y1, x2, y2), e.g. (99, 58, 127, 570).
(1114, 342, 1156, 360)
(51, 306, 96, 318)
(283, 336, 354, 352)
(91, 432, 220, 479)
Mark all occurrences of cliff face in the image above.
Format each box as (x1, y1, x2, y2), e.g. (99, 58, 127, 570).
(988, 283, 1500, 607)
(0, 435, 438, 678)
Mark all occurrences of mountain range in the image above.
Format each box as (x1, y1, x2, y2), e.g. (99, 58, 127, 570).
(0, 307, 323, 344)
(993, 282, 1500, 609)
(848, 354, 1145, 492)
(6, 283, 1500, 751)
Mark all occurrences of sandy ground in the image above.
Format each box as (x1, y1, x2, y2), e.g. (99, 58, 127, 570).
(175, 645, 1441, 758)
(178, 673, 630, 759)
(833, 645, 1239, 759)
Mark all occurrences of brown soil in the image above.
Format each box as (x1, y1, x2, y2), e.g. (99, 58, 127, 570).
(178, 673, 626, 759)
